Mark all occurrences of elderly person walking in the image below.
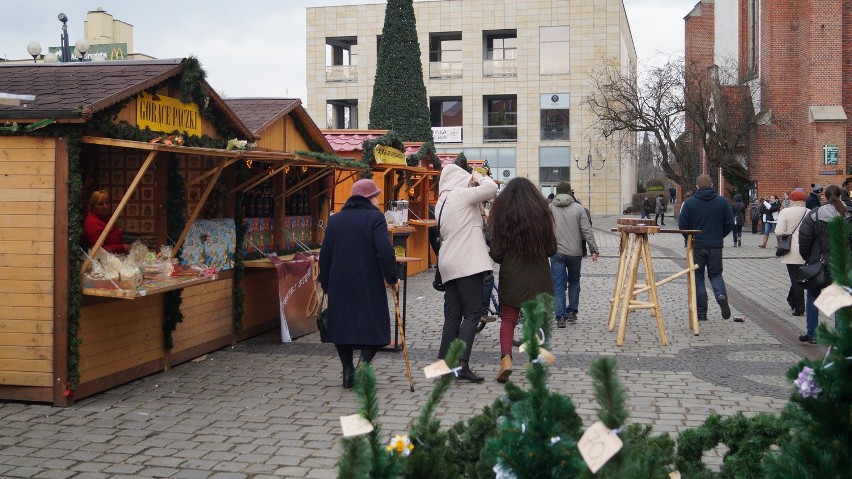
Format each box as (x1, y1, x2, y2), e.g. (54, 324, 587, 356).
(775, 189, 809, 316)
(319, 179, 399, 389)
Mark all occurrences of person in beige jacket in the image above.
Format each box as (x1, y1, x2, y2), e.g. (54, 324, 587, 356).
(775, 189, 809, 316)
(435, 164, 498, 383)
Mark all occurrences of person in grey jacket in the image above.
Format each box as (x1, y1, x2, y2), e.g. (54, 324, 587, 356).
(654, 194, 666, 226)
(550, 181, 599, 328)
(435, 164, 498, 382)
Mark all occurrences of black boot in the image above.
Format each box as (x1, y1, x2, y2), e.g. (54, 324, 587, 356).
(337, 347, 355, 389)
(455, 360, 484, 383)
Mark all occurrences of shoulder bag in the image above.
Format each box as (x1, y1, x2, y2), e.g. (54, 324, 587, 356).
(316, 293, 330, 343)
(796, 209, 830, 290)
(432, 197, 448, 291)
(775, 210, 807, 257)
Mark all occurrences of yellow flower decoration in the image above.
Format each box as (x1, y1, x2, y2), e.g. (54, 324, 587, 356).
(386, 435, 414, 456)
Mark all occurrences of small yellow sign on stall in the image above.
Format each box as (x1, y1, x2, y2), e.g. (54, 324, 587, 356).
(137, 92, 202, 136)
(374, 144, 407, 165)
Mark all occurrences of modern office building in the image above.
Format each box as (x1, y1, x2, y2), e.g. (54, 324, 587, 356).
(306, 0, 637, 214)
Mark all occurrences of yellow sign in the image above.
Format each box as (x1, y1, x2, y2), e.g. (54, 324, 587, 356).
(374, 144, 407, 165)
(137, 93, 201, 136)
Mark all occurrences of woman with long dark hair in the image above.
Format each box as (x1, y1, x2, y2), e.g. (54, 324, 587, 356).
(798, 184, 849, 344)
(487, 177, 557, 382)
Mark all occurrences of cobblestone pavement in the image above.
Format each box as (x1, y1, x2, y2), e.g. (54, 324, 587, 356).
(0, 214, 826, 478)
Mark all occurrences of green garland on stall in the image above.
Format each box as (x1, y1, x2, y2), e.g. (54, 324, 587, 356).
(294, 150, 370, 172)
(361, 130, 406, 164)
(232, 160, 247, 332)
(66, 130, 84, 390)
(163, 154, 187, 350)
(406, 140, 437, 168)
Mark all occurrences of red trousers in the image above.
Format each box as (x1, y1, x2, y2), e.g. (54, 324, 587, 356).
(500, 304, 520, 357)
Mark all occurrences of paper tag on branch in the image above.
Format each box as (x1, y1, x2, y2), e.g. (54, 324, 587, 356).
(423, 360, 452, 378)
(518, 343, 556, 365)
(578, 421, 623, 473)
(340, 414, 373, 437)
(669, 472, 682, 479)
(813, 283, 852, 316)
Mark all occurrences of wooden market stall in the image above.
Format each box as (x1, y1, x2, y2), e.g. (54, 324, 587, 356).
(224, 98, 365, 341)
(322, 130, 440, 276)
(0, 59, 343, 405)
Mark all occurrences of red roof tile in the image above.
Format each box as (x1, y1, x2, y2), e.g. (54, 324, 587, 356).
(323, 130, 388, 152)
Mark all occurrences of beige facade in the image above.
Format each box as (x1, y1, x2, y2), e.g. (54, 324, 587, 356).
(306, 0, 637, 214)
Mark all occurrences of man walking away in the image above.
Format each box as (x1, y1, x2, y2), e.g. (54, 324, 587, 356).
(655, 194, 666, 226)
(550, 181, 599, 328)
(669, 185, 676, 205)
(678, 174, 734, 321)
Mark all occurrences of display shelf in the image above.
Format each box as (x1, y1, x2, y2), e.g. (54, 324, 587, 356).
(408, 219, 437, 227)
(243, 249, 320, 268)
(82, 274, 217, 299)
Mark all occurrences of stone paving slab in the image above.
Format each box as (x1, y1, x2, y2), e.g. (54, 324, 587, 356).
(0, 214, 824, 477)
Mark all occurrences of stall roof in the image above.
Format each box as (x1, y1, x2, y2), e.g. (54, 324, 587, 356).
(323, 129, 389, 152)
(0, 58, 256, 140)
(225, 98, 335, 154)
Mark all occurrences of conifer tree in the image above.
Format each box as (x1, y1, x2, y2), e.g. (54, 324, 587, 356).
(369, 0, 433, 143)
(762, 215, 852, 478)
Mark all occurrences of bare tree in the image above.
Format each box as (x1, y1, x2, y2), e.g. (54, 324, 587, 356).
(586, 56, 765, 194)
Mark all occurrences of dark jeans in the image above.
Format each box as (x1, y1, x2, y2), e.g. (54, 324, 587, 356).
(805, 288, 822, 337)
(732, 225, 743, 244)
(785, 264, 805, 314)
(551, 252, 582, 318)
(655, 212, 666, 225)
(751, 220, 760, 234)
(693, 247, 727, 315)
(439, 272, 485, 363)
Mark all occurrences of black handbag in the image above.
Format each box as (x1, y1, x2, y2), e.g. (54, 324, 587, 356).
(317, 294, 330, 343)
(797, 261, 828, 290)
(433, 197, 448, 292)
(776, 211, 807, 257)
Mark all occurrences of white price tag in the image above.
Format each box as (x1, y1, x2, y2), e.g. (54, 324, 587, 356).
(340, 414, 374, 437)
(423, 360, 452, 378)
(813, 283, 852, 316)
(669, 472, 682, 479)
(518, 343, 556, 365)
(578, 421, 623, 473)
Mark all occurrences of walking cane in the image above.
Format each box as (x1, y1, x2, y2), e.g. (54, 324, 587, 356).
(392, 283, 415, 392)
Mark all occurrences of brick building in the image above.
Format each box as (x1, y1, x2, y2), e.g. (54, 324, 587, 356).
(684, 0, 849, 200)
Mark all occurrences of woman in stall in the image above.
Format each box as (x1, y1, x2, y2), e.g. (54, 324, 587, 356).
(319, 179, 398, 389)
(83, 189, 129, 254)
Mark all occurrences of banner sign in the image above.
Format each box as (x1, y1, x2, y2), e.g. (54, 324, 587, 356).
(137, 92, 202, 136)
(270, 253, 321, 342)
(374, 144, 407, 165)
(432, 126, 462, 143)
(49, 42, 127, 62)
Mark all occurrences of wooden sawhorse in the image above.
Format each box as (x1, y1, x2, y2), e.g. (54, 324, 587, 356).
(607, 218, 701, 345)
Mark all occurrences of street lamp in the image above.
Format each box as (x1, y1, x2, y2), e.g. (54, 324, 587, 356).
(58, 13, 71, 62)
(74, 39, 90, 61)
(26, 42, 42, 63)
(573, 139, 605, 214)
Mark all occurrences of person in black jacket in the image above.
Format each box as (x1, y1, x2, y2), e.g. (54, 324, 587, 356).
(319, 179, 399, 388)
(678, 174, 735, 321)
(730, 194, 746, 247)
(797, 185, 848, 344)
(806, 184, 823, 210)
(750, 200, 761, 234)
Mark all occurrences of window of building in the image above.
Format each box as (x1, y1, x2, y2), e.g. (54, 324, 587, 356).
(430, 97, 463, 143)
(483, 95, 517, 142)
(326, 100, 358, 129)
(483, 30, 517, 77)
(326, 37, 357, 82)
(540, 93, 570, 141)
(539, 26, 570, 75)
(429, 32, 463, 78)
(539, 146, 571, 187)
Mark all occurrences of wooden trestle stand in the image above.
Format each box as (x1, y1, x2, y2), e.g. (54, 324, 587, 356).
(607, 218, 702, 346)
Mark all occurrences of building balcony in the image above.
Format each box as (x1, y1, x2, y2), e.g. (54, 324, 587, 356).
(483, 59, 517, 77)
(326, 65, 358, 83)
(429, 61, 462, 79)
(483, 125, 517, 142)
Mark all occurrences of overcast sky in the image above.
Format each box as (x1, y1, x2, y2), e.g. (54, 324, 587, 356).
(0, 0, 691, 104)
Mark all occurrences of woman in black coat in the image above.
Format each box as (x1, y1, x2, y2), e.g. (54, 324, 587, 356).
(730, 194, 746, 247)
(319, 179, 398, 388)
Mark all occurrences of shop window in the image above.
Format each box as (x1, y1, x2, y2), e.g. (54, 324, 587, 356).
(539, 26, 570, 75)
(483, 95, 517, 142)
(326, 36, 357, 82)
(539, 146, 571, 185)
(540, 93, 570, 141)
(430, 97, 463, 143)
(483, 30, 517, 77)
(327, 99, 358, 129)
(429, 32, 463, 78)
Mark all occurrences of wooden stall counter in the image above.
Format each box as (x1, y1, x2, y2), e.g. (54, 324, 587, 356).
(82, 275, 217, 300)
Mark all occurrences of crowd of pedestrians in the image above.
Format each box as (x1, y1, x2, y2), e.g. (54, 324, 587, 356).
(319, 170, 852, 389)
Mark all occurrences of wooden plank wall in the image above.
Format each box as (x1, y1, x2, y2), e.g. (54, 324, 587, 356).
(238, 268, 279, 341)
(78, 295, 166, 383)
(171, 278, 234, 357)
(0, 136, 55, 388)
